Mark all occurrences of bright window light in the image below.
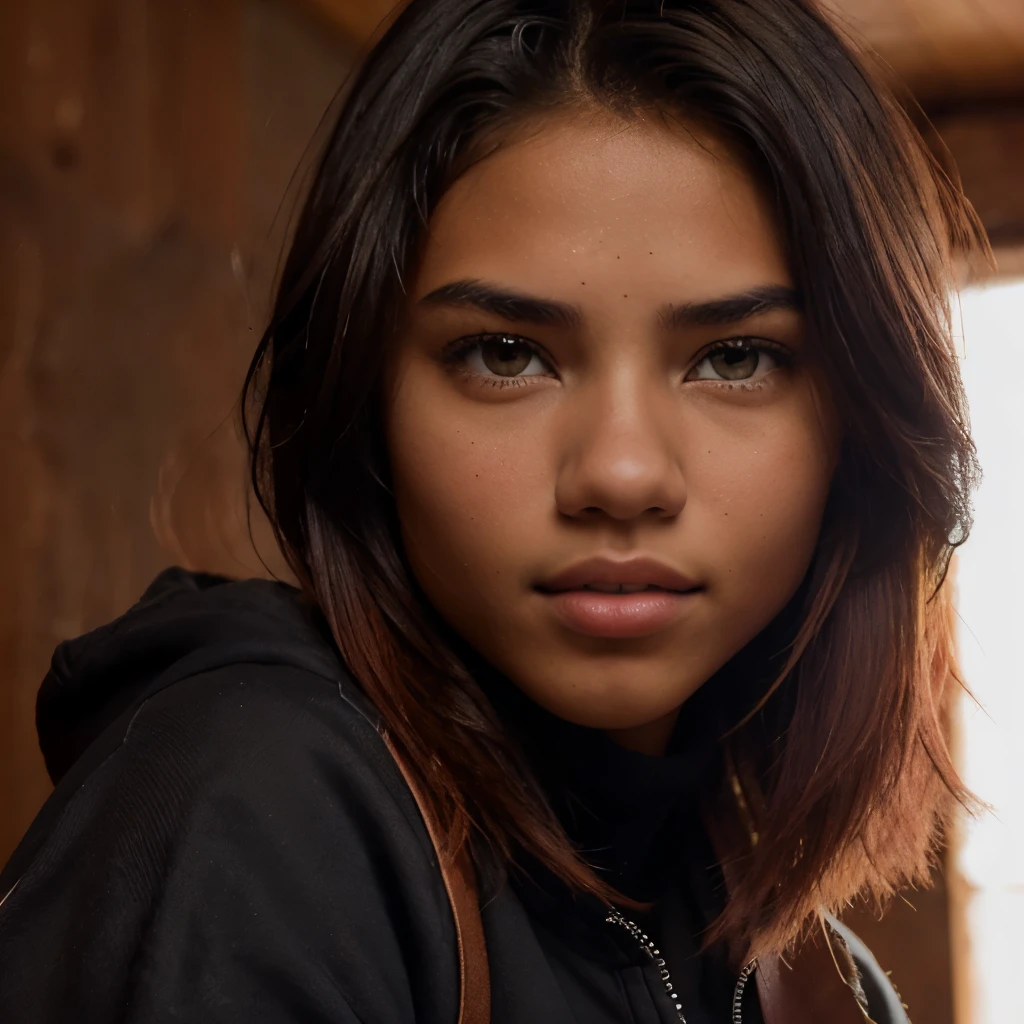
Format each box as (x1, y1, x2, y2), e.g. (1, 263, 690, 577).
(953, 278, 1024, 1024)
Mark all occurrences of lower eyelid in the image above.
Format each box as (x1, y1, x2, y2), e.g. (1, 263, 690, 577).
(470, 372, 532, 389)
(693, 377, 772, 392)
(454, 366, 551, 389)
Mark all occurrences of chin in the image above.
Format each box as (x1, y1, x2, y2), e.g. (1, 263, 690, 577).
(512, 668, 702, 732)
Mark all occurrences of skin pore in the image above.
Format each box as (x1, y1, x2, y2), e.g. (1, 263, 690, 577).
(387, 106, 839, 756)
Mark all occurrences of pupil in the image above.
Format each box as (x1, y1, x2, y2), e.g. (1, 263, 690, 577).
(711, 346, 758, 380)
(482, 337, 532, 376)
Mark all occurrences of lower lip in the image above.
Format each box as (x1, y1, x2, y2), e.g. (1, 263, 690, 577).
(538, 589, 698, 639)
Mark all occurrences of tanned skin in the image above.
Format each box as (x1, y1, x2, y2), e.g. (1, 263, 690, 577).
(387, 107, 838, 756)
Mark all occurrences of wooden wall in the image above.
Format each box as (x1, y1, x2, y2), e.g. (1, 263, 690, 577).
(0, 0, 348, 863)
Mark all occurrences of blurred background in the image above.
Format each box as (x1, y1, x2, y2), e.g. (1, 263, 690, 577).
(0, 2, 1021, 1022)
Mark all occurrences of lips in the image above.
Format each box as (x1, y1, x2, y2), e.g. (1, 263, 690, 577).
(537, 556, 700, 595)
(575, 582, 670, 594)
(535, 556, 702, 639)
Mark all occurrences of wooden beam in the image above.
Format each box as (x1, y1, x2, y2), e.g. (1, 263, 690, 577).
(301, 0, 1024, 101)
(828, 0, 1024, 102)
(935, 107, 1024, 250)
(299, 0, 404, 44)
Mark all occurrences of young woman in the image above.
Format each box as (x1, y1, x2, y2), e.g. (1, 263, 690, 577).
(0, 1, 985, 1022)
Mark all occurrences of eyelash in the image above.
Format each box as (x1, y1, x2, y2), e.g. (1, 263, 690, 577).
(441, 334, 555, 388)
(689, 337, 795, 381)
(441, 334, 793, 387)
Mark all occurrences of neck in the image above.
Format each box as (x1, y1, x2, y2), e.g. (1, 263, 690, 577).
(604, 708, 680, 756)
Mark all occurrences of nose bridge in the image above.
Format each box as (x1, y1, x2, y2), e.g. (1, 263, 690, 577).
(556, 362, 687, 521)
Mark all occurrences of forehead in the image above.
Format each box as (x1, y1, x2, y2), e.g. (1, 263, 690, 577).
(414, 108, 791, 303)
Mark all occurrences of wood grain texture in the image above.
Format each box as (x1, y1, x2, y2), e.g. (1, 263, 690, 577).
(0, 0, 346, 865)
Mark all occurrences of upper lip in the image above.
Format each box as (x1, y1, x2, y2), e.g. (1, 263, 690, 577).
(537, 555, 701, 593)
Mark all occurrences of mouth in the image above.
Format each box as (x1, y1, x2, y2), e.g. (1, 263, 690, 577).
(535, 556, 703, 638)
(554, 582, 689, 595)
(536, 555, 701, 595)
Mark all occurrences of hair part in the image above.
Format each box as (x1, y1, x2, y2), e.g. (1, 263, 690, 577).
(244, 0, 986, 956)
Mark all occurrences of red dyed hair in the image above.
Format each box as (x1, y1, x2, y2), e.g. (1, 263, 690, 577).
(245, 0, 986, 954)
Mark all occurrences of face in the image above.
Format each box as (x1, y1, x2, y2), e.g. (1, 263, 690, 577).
(387, 107, 838, 754)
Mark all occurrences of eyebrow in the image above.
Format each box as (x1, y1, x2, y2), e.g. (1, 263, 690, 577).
(658, 285, 802, 329)
(418, 279, 801, 330)
(419, 279, 582, 329)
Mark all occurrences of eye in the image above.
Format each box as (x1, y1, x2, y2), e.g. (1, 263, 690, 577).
(451, 334, 552, 379)
(686, 339, 788, 382)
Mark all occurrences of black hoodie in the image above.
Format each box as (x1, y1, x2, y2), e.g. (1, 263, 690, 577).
(0, 569, 907, 1024)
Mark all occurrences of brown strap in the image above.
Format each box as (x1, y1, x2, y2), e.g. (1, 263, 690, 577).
(706, 792, 871, 1024)
(756, 919, 873, 1024)
(384, 734, 491, 1024)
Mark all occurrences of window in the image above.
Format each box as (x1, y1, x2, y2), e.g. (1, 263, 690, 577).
(952, 279, 1024, 1024)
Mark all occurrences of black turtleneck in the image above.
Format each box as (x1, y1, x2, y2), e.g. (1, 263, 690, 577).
(478, 665, 746, 1024)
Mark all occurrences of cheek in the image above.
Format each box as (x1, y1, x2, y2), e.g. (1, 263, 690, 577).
(388, 382, 549, 605)
(690, 397, 835, 602)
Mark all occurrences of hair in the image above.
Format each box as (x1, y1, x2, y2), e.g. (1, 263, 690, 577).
(243, 0, 987, 955)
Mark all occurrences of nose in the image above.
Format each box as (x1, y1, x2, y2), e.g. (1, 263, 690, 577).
(554, 373, 687, 523)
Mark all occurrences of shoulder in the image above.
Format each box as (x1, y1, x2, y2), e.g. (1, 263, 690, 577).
(1, 659, 460, 1024)
(122, 661, 454, 944)
(124, 660, 447, 897)
(125, 657, 389, 793)
(123, 658, 395, 804)
(75, 657, 439, 901)
(32, 568, 417, 856)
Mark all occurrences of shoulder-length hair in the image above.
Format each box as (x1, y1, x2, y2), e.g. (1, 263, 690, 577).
(244, 0, 986, 954)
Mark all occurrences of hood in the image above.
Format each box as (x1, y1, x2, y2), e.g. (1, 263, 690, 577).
(36, 568, 337, 785)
